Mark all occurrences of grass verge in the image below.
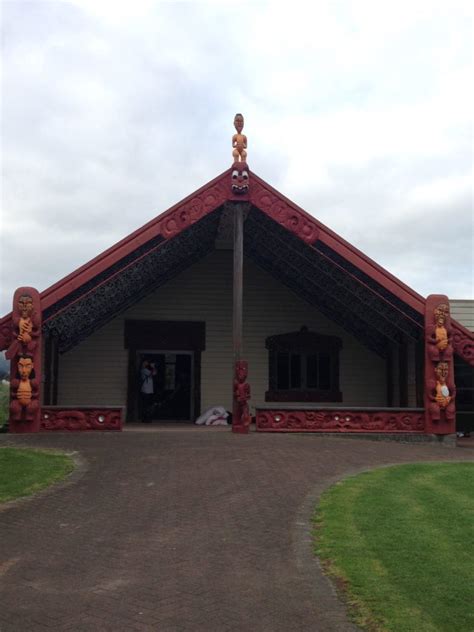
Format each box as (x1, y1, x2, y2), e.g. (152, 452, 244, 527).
(0, 447, 74, 504)
(313, 462, 474, 632)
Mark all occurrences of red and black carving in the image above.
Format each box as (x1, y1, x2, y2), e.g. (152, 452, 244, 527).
(426, 302, 453, 362)
(256, 409, 424, 432)
(6, 289, 41, 360)
(6, 288, 42, 433)
(427, 361, 456, 426)
(424, 295, 456, 435)
(231, 162, 250, 195)
(9, 354, 40, 429)
(250, 181, 320, 245)
(44, 212, 221, 353)
(232, 360, 251, 434)
(451, 321, 474, 367)
(41, 408, 123, 431)
(157, 183, 228, 239)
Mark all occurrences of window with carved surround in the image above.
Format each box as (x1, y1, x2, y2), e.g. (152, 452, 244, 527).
(265, 327, 342, 402)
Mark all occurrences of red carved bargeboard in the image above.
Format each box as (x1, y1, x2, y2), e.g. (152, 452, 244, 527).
(250, 179, 320, 245)
(256, 409, 425, 432)
(41, 408, 123, 432)
(156, 181, 228, 239)
(451, 321, 474, 367)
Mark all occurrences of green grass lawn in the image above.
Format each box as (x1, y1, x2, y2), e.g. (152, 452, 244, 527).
(313, 462, 474, 632)
(0, 447, 74, 503)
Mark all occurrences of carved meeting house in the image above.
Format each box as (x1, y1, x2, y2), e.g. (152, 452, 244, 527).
(1, 117, 473, 438)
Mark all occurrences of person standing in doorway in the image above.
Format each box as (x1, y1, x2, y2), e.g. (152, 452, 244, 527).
(140, 360, 156, 423)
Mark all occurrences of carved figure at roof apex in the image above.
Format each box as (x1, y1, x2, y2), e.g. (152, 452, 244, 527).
(232, 113, 247, 163)
(231, 161, 249, 195)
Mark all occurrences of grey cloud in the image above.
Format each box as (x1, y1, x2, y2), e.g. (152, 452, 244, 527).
(1, 2, 472, 314)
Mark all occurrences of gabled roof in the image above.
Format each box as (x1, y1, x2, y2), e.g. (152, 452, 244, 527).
(1, 168, 472, 364)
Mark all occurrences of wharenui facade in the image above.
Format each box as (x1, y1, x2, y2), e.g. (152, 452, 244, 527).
(1, 115, 473, 439)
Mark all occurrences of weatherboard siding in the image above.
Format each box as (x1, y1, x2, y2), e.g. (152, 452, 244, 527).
(57, 250, 388, 414)
(450, 300, 474, 332)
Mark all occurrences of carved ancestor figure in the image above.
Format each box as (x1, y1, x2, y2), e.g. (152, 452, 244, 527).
(233, 360, 251, 429)
(428, 361, 456, 423)
(6, 287, 42, 432)
(427, 303, 453, 362)
(231, 161, 250, 194)
(424, 295, 456, 435)
(6, 292, 40, 359)
(232, 113, 247, 163)
(10, 354, 40, 423)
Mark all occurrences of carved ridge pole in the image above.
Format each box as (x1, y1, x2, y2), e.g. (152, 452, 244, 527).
(230, 113, 251, 433)
(424, 295, 456, 436)
(6, 287, 42, 433)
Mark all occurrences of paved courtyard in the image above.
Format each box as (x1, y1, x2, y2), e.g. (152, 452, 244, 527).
(1, 429, 473, 632)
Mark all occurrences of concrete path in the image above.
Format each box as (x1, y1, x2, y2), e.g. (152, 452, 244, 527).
(0, 429, 472, 632)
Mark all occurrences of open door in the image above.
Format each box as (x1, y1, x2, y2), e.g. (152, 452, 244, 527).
(136, 351, 193, 422)
(125, 320, 205, 424)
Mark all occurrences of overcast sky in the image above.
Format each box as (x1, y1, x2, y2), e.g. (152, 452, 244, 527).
(1, 0, 473, 316)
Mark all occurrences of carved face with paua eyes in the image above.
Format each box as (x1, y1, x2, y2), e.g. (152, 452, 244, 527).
(435, 361, 449, 383)
(231, 161, 249, 194)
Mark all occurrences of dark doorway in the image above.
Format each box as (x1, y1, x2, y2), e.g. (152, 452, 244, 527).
(137, 351, 193, 421)
(455, 356, 474, 436)
(125, 320, 205, 423)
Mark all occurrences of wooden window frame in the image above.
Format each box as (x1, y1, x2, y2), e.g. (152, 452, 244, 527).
(265, 327, 342, 402)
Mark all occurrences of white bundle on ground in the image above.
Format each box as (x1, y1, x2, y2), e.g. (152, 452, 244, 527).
(195, 406, 229, 426)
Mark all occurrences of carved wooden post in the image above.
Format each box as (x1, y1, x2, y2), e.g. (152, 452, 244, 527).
(5, 287, 42, 433)
(230, 114, 251, 434)
(232, 202, 250, 433)
(424, 295, 456, 435)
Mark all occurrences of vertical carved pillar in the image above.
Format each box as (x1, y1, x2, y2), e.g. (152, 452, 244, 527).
(6, 287, 42, 433)
(233, 360, 251, 433)
(230, 112, 251, 433)
(424, 295, 455, 435)
(231, 199, 250, 434)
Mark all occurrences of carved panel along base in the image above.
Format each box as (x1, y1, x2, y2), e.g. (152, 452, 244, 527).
(256, 409, 425, 432)
(41, 408, 123, 431)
